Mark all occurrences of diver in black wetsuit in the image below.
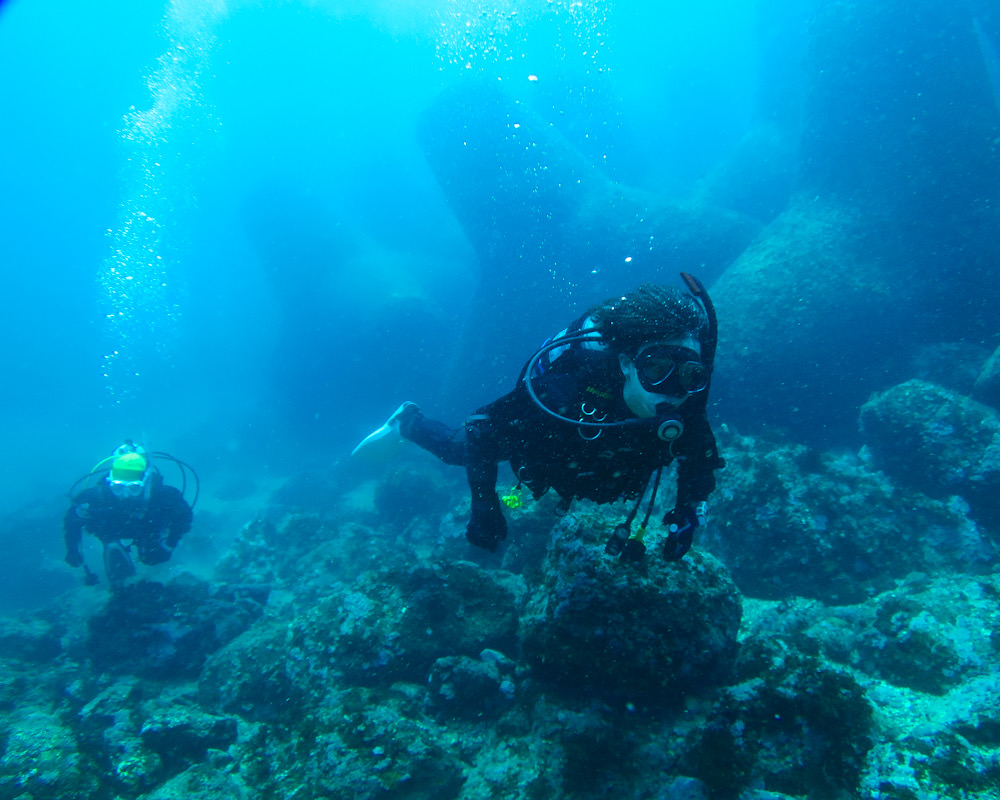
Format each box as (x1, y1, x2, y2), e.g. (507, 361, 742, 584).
(64, 442, 195, 587)
(353, 275, 725, 560)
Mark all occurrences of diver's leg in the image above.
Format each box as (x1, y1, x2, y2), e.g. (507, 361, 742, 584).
(400, 410, 468, 466)
(102, 540, 136, 589)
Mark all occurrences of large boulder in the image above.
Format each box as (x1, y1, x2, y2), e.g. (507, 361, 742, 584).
(519, 511, 741, 706)
(76, 677, 164, 795)
(684, 632, 874, 799)
(703, 427, 996, 602)
(0, 710, 96, 800)
(139, 763, 246, 800)
(198, 617, 303, 724)
(711, 0, 1000, 443)
(230, 685, 466, 800)
(859, 379, 1000, 527)
(320, 560, 524, 686)
(710, 193, 913, 443)
(855, 573, 1000, 696)
(0, 616, 62, 663)
(86, 578, 268, 679)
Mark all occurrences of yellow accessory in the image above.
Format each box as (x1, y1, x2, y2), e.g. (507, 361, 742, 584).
(501, 488, 523, 510)
(628, 526, 647, 544)
(111, 452, 147, 481)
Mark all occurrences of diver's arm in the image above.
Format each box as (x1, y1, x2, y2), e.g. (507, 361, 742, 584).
(674, 412, 724, 507)
(63, 489, 100, 566)
(153, 486, 193, 548)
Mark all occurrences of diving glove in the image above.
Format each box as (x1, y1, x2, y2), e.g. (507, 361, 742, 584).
(466, 496, 507, 552)
(139, 530, 174, 565)
(662, 502, 707, 561)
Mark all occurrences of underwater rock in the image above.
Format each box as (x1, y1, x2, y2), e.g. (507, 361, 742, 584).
(861, 702, 1000, 800)
(711, 193, 914, 443)
(686, 633, 873, 799)
(859, 379, 1000, 526)
(75, 677, 165, 795)
(215, 512, 412, 597)
(0, 616, 62, 663)
(138, 763, 246, 800)
(86, 578, 268, 679)
(739, 573, 1000, 694)
(0, 710, 97, 800)
(199, 617, 303, 724)
(140, 705, 238, 765)
(519, 513, 741, 705)
(854, 573, 1000, 696)
(232, 685, 466, 800)
(0, 664, 27, 713)
(213, 518, 282, 586)
(317, 560, 524, 687)
(702, 427, 995, 603)
(427, 651, 517, 720)
(974, 343, 1000, 410)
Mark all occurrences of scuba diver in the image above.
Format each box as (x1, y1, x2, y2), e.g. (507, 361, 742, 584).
(353, 274, 725, 561)
(64, 441, 198, 588)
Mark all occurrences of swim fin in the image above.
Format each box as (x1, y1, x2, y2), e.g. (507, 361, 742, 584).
(351, 402, 419, 458)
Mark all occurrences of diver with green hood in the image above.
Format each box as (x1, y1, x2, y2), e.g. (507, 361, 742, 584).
(353, 274, 725, 560)
(64, 441, 197, 588)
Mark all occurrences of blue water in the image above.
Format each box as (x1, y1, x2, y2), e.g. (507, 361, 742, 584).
(0, 1, 755, 495)
(1, 0, 998, 614)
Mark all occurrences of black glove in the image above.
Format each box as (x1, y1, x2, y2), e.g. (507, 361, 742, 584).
(65, 549, 83, 568)
(139, 531, 174, 565)
(466, 497, 507, 552)
(142, 543, 173, 565)
(662, 503, 706, 561)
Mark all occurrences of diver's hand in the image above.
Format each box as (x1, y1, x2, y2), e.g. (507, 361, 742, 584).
(141, 530, 174, 565)
(662, 502, 707, 561)
(65, 549, 83, 568)
(143, 543, 173, 565)
(466, 497, 507, 552)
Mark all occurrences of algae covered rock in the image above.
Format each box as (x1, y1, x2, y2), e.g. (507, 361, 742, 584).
(859, 379, 1000, 525)
(0, 616, 62, 663)
(75, 677, 165, 794)
(687, 633, 873, 799)
(233, 685, 466, 800)
(86, 577, 268, 679)
(139, 763, 246, 800)
(140, 705, 238, 764)
(711, 194, 909, 442)
(704, 428, 995, 603)
(855, 573, 1000, 696)
(198, 617, 302, 723)
(320, 560, 524, 686)
(519, 513, 741, 705)
(0, 710, 96, 800)
(427, 651, 517, 720)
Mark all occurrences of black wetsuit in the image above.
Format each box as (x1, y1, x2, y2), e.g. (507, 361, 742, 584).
(402, 336, 723, 531)
(64, 474, 193, 566)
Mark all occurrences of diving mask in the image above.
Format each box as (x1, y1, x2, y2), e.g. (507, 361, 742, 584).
(108, 478, 146, 499)
(635, 343, 709, 396)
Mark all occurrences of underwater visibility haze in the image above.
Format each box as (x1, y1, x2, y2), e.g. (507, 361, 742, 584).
(0, 0, 999, 798)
